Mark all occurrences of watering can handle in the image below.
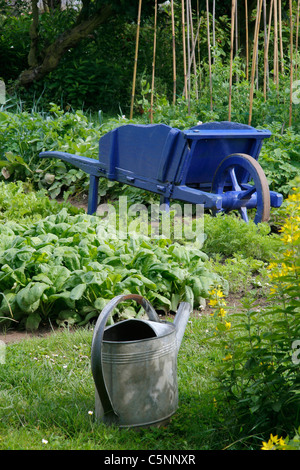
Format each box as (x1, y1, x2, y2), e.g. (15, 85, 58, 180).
(91, 294, 160, 422)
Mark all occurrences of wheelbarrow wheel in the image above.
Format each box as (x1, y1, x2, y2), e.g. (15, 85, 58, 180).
(211, 153, 271, 224)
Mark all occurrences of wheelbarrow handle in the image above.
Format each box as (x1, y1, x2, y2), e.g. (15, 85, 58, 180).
(91, 294, 160, 421)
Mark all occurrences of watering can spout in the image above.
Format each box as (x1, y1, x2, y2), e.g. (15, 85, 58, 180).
(173, 302, 192, 355)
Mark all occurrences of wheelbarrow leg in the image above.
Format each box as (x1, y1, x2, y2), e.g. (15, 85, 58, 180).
(88, 175, 99, 215)
(160, 195, 170, 212)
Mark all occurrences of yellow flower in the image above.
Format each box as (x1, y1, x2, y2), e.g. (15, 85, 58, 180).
(216, 289, 224, 298)
(270, 433, 278, 443)
(270, 287, 278, 295)
(287, 193, 300, 202)
(223, 354, 232, 361)
(261, 440, 275, 450)
(209, 287, 224, 299)
(209, 298, 218, 307)
(282, 234, 293, 243)
(261, 434, 287, 450)
(219, 307, 227, 317)
(268, 262, 278, 270)
(225, 320, 231, 330)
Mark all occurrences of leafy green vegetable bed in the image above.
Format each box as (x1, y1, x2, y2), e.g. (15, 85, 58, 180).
(0, 207, 224, 331)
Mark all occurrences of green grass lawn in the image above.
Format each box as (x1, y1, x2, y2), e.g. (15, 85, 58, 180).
(0, 318, 237, 451)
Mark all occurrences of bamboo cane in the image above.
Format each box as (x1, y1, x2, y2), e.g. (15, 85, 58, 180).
(150, 0, 157, 123)
(196, 0, 201, 90)
(212, 0, 215, 65)
(278, 0, 284, 74)
(264, 0, 274, 100)
(189, 0, 198, 98)
(256, 0, 259, 90)
(130, 0, 142, 120)
(235, 0, 238, 83)
(171, 0, 177, 105)
(229, 0, 236, 121)
(248, 0, 263, 126)
(263, 0, 267, 97)
(188, 18, 201, 77)
(186, 0, 191, 111)
(245, 0, 249, 81)
(274, 0, 279, 89)
(296, 0, 300, 79)
(289, 0, 293, 127)
(206, 0, 213, 111)
(181, 0, 188, 99)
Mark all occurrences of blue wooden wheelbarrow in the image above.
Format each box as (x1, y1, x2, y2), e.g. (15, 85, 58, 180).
(39, 121, 283, 224)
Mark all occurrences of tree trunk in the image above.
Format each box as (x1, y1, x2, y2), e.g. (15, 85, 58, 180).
(43, 0, 62, 11)
(28, 0, 39, 68)
(16, 4, 113, 87)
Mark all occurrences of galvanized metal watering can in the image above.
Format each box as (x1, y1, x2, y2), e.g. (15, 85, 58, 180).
(91, 294, 192, 428)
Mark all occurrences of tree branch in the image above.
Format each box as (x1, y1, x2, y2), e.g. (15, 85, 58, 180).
(17, 3, 113, 87)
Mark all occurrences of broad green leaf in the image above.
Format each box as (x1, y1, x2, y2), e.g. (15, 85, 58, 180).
(102, 256, 123, 266)
(170, 293, 180, 312)
(94, 298, 110, 311)
(136, 274, 156, 290)
(121, 307, 137, 319)
(162, 267, 186, 282)
(47, 291, 73, 305)
(56, 310, 82, 326)
(150, 292, 171, 308)
(53, 246, 81, 270)
(0, 112, 8, 123)
(0, 292, 16, 315)
(32, 273, 53, 285)
(63, 270, 87, 290)
(26, 312, 41, 331)
(82, 270, 108, 285)
(69, 283, 87, 300)
(79, 309, 100, 325)
(169, 244, 190, 264)
(4, 152, 32, 172)
(16, 282, 49, 313)
(46, 266, 71, 290)
(26, 236, 43, 247)
(184, 285, 194, 308)
(86, 261, 112, 273)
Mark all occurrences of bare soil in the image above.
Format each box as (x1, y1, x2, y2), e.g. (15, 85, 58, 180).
(0, 325, 58, 345)
(0, 291, 269, 345)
